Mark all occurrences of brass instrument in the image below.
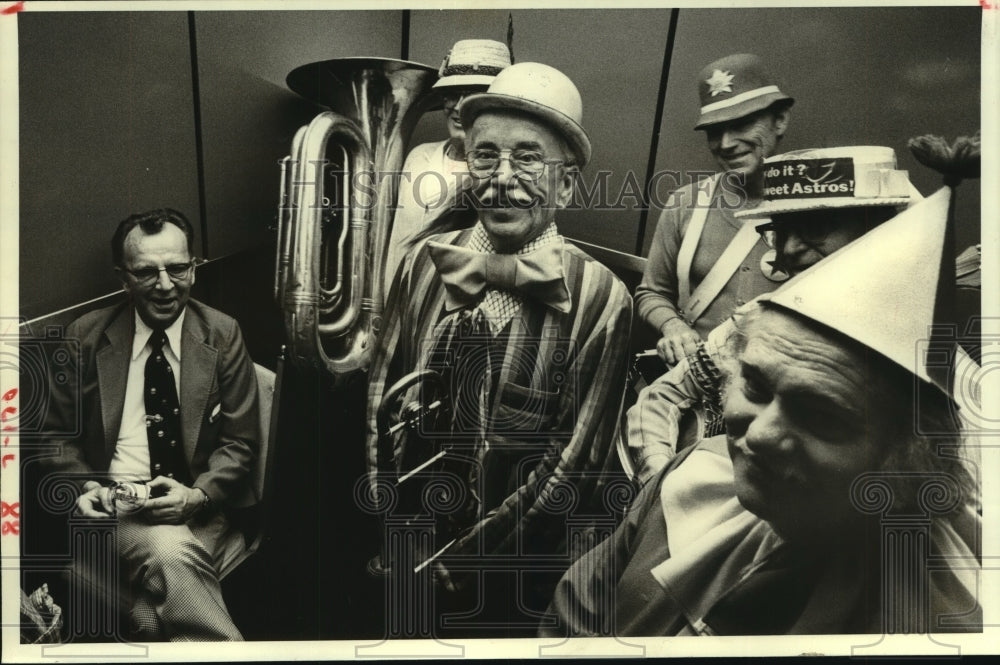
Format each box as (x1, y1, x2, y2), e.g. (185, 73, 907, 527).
(370, 368, 460, 576)
(277, 58, 438, 374)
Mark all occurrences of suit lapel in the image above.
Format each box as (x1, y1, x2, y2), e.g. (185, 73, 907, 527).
(180, 309, 216, 462)
(96, 307, 132, 456)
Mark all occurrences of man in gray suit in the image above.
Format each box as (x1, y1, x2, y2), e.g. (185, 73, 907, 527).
(46, 209, 258, 640)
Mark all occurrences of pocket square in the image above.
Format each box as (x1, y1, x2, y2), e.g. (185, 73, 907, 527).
(209, 403, 222, 423)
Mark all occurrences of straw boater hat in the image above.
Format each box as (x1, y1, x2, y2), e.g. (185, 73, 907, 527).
(734, 146, 920, 219)
(432, 39, 512, 90)
(460, 62, 592, 167)
(695, 53, 794, 130)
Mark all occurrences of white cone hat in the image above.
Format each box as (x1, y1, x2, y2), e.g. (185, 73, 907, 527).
(763, 187, 951, 389)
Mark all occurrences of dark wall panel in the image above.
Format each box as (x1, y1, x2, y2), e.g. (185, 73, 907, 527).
(646, 6, 981, 255)
(17, 7, 982, 323)
(19, 12, 200, 320)
(408, 9, 671, 254)
(194, 10, 403, 259)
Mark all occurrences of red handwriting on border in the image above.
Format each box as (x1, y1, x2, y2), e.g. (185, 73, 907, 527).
(2, 388, 15, 536)
(2, 503, 19, 536)
(1, 2, 24, 16)
(982, 0, 994, 9)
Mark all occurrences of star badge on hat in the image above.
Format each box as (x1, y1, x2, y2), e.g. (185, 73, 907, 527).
(705, 69, 734, 96)
(694, 54, 793, 130)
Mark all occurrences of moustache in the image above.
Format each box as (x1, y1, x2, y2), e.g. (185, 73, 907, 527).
(469, 176, 547, 209)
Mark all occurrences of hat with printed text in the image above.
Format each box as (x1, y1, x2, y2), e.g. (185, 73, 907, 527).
(734, 146, 919, 219)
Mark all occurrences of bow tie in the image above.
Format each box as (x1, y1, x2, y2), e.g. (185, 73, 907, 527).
(427, 241, 572, 313)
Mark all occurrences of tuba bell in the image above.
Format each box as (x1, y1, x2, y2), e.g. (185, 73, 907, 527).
(277, 57, 438, 375)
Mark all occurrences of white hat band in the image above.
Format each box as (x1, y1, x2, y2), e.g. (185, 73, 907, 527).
(700, 85, 781, 114)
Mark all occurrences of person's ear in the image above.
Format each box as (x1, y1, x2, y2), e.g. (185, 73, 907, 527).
(114, 267, 132, 295)
(555, 165, 578, 209)
(773, 108, 791, 138)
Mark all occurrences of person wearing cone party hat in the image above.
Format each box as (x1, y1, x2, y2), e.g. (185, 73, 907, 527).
(542, 183, 980, 637)
(385, 39, 512, 297)
(368, 62, 632, 636)
(636, 53, 796, 367)
(624, 145, 922, 484)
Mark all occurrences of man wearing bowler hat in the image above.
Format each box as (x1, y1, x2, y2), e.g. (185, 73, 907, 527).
(636, 53, 794, 366)
(367, 62, 632, 634)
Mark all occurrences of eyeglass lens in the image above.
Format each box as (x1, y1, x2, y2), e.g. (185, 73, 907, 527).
(467, 149, 548, 180)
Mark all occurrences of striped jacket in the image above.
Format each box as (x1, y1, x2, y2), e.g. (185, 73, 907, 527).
(367, 226, 633, 559)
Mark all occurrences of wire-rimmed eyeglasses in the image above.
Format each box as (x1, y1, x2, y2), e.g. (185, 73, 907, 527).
(466, 148, 563, 182)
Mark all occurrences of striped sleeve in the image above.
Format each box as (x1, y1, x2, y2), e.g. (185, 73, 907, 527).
(365, 230, 465, 481)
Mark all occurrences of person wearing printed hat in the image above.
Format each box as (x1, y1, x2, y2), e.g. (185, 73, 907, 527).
(543, 186, 980, 636)
(384, 39, 512, 297)
(636, 53, 794, 366)
(368, 62, 632, 635)
(621, 145, 985, 487)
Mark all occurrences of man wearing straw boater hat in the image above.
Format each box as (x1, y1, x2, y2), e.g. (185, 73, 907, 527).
(625, 145, 927, 483)
(543, 178, 981, 636)
(368, 62, 632, 634)
(385, 39, 512, 295)
(622, 142, 985, 490)
(636, 53, 795, 366)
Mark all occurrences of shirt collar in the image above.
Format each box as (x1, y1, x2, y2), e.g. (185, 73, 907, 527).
(132, 309, 186, 361)
(468, 221, 561, 255)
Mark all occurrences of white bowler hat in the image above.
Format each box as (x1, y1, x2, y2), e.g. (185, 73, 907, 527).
(432, 39, 512, 90)
(460, 62, 592, 167)
(735, 146, 919, 219)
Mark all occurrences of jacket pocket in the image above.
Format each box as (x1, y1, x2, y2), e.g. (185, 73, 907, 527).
(493, 382, 560, 433)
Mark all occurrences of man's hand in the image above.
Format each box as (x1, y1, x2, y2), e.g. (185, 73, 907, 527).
(74, 480, 114, 518)
(143, 476, 206, 524)
(656, 318, 700, 366)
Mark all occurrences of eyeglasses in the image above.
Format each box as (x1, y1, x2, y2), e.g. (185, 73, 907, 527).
(442, 92, 470, 112)
(755, 218, 838, 250)
(124, 260, 196, 286)
(466, 148, 560, 181)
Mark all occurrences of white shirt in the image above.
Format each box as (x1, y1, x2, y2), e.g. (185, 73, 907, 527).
(108, 311, 185, 482)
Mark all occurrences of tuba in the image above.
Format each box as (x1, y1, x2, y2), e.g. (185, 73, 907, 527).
(276, 58, 438, 375)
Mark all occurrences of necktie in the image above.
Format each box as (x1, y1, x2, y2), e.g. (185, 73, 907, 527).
(426, 241, 572, 314)
(145, 331, 191, 483)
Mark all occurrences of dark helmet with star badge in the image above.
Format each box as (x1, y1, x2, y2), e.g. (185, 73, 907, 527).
(694, 53, 794, 129)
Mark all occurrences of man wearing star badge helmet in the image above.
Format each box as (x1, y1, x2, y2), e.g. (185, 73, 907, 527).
(636, 53, 795, 367)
